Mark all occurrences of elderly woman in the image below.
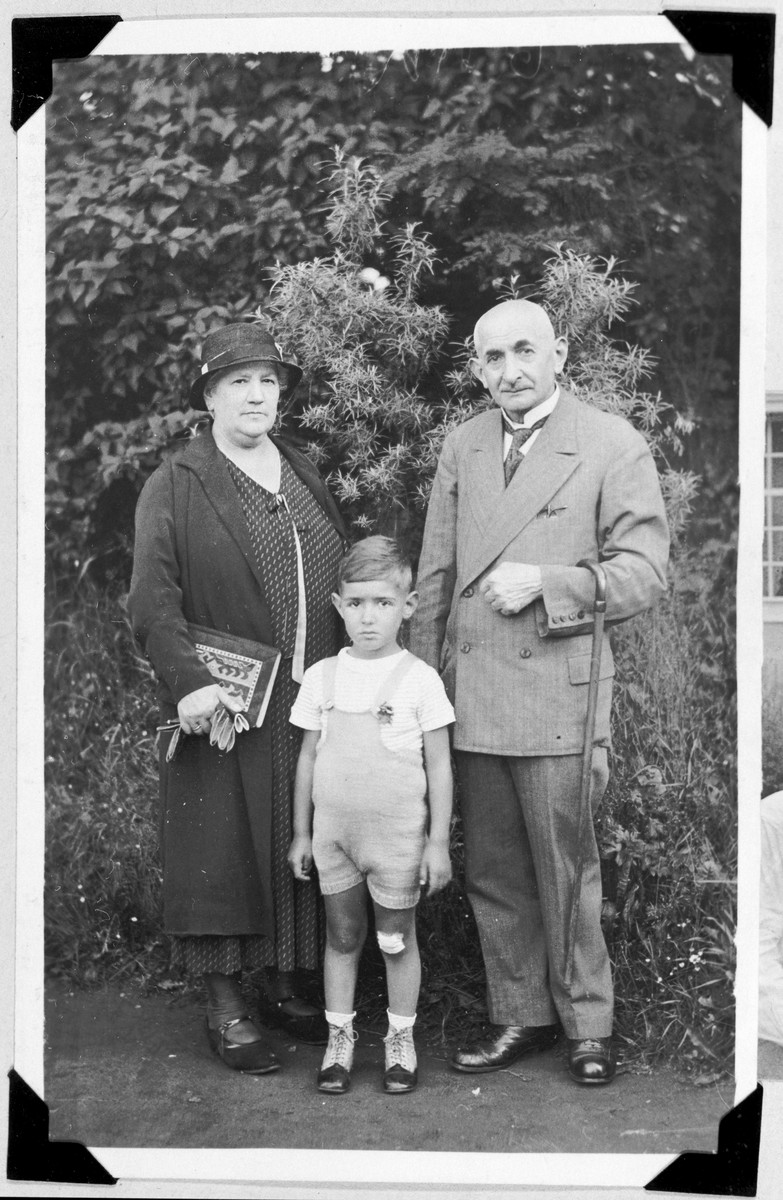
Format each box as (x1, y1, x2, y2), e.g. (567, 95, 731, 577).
(128, 321, 346, 1073)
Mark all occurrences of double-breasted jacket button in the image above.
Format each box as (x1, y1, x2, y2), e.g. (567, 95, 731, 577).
(519, 648, 532, 659)
(462, 586, 475, 598)
(568, 612, 577, 621)
(460, 643, 471, 653)
(577, 610, 585, 619)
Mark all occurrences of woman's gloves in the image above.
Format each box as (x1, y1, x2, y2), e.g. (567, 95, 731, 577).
(160, 684, 247, 761)
(177, 683, 243, 735)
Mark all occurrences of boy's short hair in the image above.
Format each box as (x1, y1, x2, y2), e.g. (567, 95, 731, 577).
(336, 536, 413, 593)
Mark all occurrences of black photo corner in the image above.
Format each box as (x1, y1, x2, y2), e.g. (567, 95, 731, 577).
(11, 16, 122, 131)
(645, 1085, 763, 1197)
(6, 6, 775, 1194)
(664, 10, 775, 126)
(7, 1070, 116, 1185)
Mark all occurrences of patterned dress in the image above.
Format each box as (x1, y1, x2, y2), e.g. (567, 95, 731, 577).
(171, 453, 344, 975)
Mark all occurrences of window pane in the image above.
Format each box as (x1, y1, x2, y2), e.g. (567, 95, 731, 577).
(771, 416, 783, 452)
(772, 496, 783, 526)
(772, 458, 783, 489)
(773, 534, 783, 560)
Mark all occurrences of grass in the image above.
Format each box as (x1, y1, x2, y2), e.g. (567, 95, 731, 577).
(595, 539, 736, 1073)
(44, 542, 737, 1073)
(45, 585, 167, 985)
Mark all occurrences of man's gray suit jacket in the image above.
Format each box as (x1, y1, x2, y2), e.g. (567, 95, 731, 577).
(410, 390, 670, 756)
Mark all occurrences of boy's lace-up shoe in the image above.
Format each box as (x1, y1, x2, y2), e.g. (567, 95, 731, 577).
(317, 1022, 358, 1094)
(383, 1025, 418, 1094)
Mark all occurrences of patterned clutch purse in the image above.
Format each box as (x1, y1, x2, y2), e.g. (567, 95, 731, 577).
(160, 624, 281, 760)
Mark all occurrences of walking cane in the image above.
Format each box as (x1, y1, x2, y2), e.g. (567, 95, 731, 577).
(563, 559, 607, 988)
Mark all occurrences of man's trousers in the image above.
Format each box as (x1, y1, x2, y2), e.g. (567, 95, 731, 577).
(456, 749, 613, 1039)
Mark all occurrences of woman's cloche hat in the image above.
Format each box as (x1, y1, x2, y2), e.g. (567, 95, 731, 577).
(190, 322, 304, 411)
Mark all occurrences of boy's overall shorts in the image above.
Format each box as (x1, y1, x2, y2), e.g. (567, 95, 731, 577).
(311, 652, 427, 910)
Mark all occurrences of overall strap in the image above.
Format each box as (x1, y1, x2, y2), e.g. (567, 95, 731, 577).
(372, 650, 417, 708)
(321, 656, 340, 705)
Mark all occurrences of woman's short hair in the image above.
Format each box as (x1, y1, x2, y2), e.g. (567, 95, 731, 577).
(336, 536, 413, 593)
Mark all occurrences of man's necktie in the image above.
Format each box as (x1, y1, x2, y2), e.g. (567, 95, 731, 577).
(503, 415, 550, 487)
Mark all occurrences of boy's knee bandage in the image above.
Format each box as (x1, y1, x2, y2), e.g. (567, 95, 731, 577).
(377, 930, 405, 955)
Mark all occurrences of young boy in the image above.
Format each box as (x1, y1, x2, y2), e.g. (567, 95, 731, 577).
(288, 536, 454, 1095)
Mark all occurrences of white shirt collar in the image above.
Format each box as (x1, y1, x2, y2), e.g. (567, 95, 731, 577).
(504, 383, 560, 429)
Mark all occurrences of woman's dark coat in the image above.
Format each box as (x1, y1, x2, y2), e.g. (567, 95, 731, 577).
(128, 428, 346, 937)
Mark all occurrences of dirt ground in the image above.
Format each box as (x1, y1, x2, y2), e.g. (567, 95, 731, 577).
(43, 981, 732, 1156)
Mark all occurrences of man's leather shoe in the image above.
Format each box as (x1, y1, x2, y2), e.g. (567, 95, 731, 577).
(451, 1023, 559, 1073)
(567, 1037, 615, 1085)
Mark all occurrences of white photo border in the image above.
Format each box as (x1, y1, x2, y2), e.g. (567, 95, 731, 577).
(12, 6, 767, 1193)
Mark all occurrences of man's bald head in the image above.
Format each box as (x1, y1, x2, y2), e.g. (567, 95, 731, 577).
(470, 299, 568, 418)
(473, 300, 557, 358)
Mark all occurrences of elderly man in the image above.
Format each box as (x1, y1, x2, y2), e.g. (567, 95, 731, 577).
(410, 299, 669, 1084)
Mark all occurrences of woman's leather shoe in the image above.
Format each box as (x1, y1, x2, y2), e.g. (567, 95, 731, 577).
(206, 1017, 281, 1074)
(271, 999, 329, 1045)
(451, 1023, 559, 1073)
(567, 1037, 615, 1084)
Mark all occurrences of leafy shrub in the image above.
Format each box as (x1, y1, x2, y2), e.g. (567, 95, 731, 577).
(46, 47, 739, 584)
(264, 152, 450, 544)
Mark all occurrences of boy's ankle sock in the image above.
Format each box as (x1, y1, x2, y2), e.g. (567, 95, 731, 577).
(324, 1009, 356, 1028)
(387, 1009, 416, 1031)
